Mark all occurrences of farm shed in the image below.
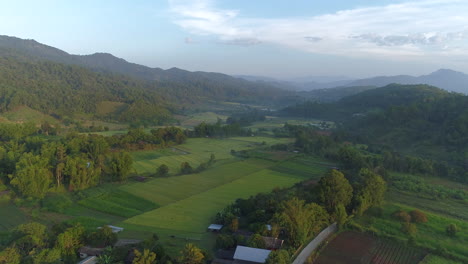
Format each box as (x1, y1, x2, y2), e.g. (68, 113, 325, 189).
(77, 256, 97, 264)
(79, 246, 104, 258)
(208, 224, 223, 231)
(233, 246, 271, 263)
(98, 225, 124, 233)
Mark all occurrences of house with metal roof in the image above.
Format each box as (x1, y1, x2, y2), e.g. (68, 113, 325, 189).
(233, 246, 271, 264)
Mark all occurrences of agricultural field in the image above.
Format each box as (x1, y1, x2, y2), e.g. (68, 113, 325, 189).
(77, 189, 158, 218)
(314, 231, 426, 264)
(247, 117, 335, 131)
(131, 136, 294, 175)
(419, 254, 463, 264)
(354, 202, 468, 262)
(179, 111, 228, 127)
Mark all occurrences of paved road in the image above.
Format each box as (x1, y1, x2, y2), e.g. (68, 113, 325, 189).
(292, 223, 337, 264)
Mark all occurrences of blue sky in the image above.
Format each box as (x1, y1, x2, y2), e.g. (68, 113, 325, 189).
(1, 0, 468, 78)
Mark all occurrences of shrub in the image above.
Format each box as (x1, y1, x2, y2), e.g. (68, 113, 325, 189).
(180, 162, 193, 174)
(155, 164, 169, 177)
(393, 210, 411, 222)
(410, 210, 428, 223)
(446, 223, 459, 237)
(401, 222, 417, 236)
(346, 220, 364, 232)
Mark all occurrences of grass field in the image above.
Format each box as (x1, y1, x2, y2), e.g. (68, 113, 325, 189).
(0, 106, 58, 124)
(0, 202, 28, 231)
(131, 137, 293, 175)
(179, 112, 228, 127)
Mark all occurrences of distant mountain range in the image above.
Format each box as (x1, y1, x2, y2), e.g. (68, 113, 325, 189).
(237, 69, 468, 94)
(0, 35, 292, 106)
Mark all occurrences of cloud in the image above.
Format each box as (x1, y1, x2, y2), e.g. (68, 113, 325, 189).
(168, 0, 468, 59)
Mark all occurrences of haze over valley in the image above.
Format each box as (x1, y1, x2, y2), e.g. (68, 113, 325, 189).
(0, 1, 467, 264)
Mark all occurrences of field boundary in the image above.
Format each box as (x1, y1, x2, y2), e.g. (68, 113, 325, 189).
(292, 223, 337, 264)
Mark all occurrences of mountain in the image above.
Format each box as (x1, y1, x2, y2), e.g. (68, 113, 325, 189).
(235, 74, 354, 91)
(281, 84, 451, 120)
(346, 69, 468, 94)
(0, 35, 292, 106)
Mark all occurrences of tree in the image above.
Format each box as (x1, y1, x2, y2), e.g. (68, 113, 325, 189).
(15, 222, 48, 253)
(228, 217, 239, 232)
(318, 169, 353, 212)
(105, 152, 133, 181)
(133, 249, 157, 264)
(65, 156, 101, 191)
(359, 168, 387, 206)
(275, 198, 329, 247)
(32, 248, 61, 264)
(56, 225, 85, 257)
(334, 203, 348, 229)
(180, 162, 193, 174)
(9, 153, 52, 198)
(247, 234, 266, 249)
(0, 247, 21, 264)
(410, 210, 428, 223)
(265, 249, 289, 264)
(178, 244, 204, 264)
(156, 164, 169, 177)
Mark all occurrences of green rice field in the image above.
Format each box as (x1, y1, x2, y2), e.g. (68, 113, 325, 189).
(131, 137, 293, 175)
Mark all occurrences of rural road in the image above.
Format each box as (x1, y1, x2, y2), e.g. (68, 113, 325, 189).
(292, 223, 337, 264)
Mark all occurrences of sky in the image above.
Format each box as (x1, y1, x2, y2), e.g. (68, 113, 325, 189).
(1, 0, 468, 79)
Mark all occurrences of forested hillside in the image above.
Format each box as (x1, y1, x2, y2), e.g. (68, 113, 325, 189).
(282, 84, 452, 120)
(0, 48, 172, 123)
(0, 35, 293, 107)
(281, 84, 468, 181)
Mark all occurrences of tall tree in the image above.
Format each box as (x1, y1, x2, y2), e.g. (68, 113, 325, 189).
(275, 198, 329, 247)
(133, 249, 157, 264)
(9, 153, 52, 198)
(318, 169, 353, 212)
(178, 244, 204, 264)
(265, 249, 289, 264)
(0, 247, 21, 264)
(354, 169, 386, 215)
(56, 225, 85, 257)
(105, 152, 133, 181)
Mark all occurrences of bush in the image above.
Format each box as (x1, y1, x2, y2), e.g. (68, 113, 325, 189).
(346, 220, 365, 232)
(156, 164, 169, 177)
(401, 222, 417, 236)
(446, 223, 459, 237)
(393, 210, 411, 222)
(410, 210, 428, 223)
(180, 162, 193, 174)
